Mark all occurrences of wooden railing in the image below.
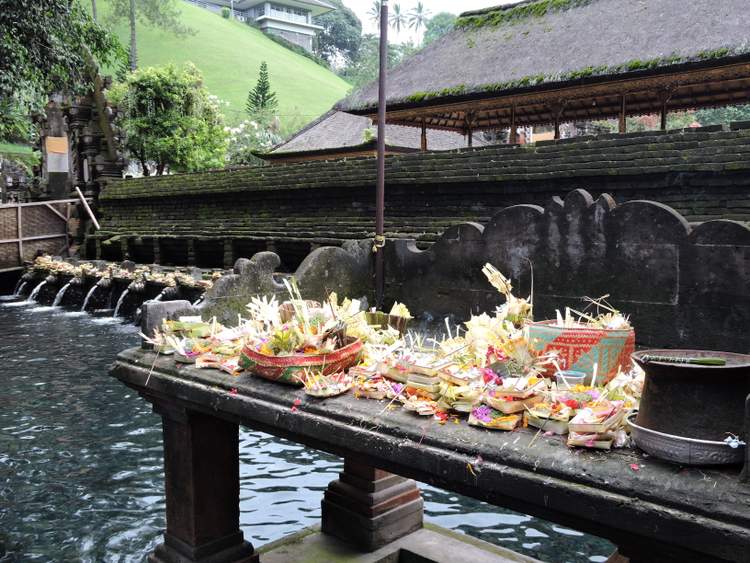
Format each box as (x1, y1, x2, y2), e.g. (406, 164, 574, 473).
(0, 198, 80, 272)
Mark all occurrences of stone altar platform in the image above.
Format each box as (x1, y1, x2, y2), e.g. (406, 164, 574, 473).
(110, 348, 750, 563)
(258, 524, 540, 563)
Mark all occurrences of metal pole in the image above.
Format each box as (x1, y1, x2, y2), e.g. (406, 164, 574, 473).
(374, 0, 388, 309)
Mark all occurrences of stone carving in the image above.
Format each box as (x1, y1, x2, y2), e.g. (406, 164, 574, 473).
(138, 189, 749, 352)
(384, 189, 750, 351)
(198, 243, 370, 326)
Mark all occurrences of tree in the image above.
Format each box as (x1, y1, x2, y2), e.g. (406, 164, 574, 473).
(696, 104, 750, 126)
(109, 63, 227, 175)
(313, 0, 362, 66)
(107, 0, 193, 71)
(408, 2, 430, 41)
(340, 34, 407, 89)
(246, 62, 278, 116)
(0, 0, 120, 112)
(389, 3, 406, 36)
(423, 12, 456, 45)
(91, 0, 98, 20)
(367, 1, 382, 25)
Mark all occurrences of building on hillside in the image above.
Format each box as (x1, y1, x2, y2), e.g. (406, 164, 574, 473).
(257, 110, 484, 164)
(337, 0, 750, 142)
(186, 0, 333, 52)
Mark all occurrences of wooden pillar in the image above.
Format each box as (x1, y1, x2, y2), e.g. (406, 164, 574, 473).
(509, 104, 517, 144)
(16, 204, 23, 264)
(146, 399, 257, 563)
(322, 457, 423, 551)
(549, 101, 567, 140)
(464, 111, 476, 148)
(619, 95, 627, 134)
(420, 120, 427, 151)
(657, 88, 673, 131)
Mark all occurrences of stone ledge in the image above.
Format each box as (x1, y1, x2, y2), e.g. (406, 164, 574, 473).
(258, 524, 542, 563)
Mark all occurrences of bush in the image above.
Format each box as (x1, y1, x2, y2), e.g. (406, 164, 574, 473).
(221, 7, 230, 18)
(109, 63, 228, 175)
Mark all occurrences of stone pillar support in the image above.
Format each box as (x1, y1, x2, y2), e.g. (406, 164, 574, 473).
(186, 239, 196, 267)
(223, 239, 234, 269)
(145, 397, 257, 563)
(153, 238, 161, 265)
(121, 238, 130, 261)
(322, 458, 423, 551)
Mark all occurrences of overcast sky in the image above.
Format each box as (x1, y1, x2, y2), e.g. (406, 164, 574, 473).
(342, 0, 518, 44)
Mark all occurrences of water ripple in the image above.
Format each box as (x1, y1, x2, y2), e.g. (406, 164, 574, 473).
(0, 305, 612, 562)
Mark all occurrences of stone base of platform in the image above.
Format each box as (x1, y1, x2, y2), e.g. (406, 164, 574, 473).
(259, 523, 541, 563)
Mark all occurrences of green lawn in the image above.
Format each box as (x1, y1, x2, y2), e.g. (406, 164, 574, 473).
(0, 142, 34, 155)
(98, 0, 351, 127)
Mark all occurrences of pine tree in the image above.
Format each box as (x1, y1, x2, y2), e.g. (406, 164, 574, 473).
(246, 62, 278, 115)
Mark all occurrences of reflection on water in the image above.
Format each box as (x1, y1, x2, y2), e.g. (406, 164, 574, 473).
(0, 302, 611, 562)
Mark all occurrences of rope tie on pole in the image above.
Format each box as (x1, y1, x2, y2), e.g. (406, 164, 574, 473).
(372, 235, 386, 253)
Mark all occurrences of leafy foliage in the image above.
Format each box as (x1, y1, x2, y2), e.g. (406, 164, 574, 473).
(408, 2, 430, 37)
(246, 62, 278, 115)
(696, 104, 750, 127)
(109, 63, 227, 175)
(225, 119, 281, 166)
(107, 0, 192, 34)
(423, 12, 457, 45)
(388, 3, 406, 36)
(368, 1, 382, 25)
(313, 0, 362, 66)
(0, 0, 121, 113)
(340, 35, 412, 89)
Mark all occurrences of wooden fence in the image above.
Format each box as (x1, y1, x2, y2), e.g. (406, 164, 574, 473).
(0, 199, 79, 272)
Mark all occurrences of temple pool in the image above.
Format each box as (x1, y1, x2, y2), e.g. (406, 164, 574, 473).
(0, 301, 612, 562)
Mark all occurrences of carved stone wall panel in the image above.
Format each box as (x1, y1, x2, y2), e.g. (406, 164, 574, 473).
(382, 189, 750, 350)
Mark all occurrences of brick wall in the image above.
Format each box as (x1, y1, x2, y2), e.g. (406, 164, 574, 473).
(93, 124, 750, 269)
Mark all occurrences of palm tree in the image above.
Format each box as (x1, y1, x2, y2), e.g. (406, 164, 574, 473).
(389, 3, 406, 37)
(368, 0, 382, 25)
(409, 2, 430, 41)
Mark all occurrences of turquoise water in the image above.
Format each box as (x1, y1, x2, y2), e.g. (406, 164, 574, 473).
(0, 300, 612, 562)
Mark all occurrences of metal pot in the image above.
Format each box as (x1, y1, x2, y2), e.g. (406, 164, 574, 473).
(632, 349, 750, 441)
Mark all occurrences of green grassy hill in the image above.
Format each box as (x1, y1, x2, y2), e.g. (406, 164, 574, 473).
(98, 0, 351, 128)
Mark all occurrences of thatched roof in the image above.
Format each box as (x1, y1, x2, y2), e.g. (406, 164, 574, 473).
(337, 0, 750, 129)
(264, 111, 480, 158)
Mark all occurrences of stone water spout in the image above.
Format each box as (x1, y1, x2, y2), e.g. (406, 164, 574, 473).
(52, 281, 73, 307)
(14, 280, 28, 297)
(27, 280, 47, 303)
(81, 282, 101, 312)
(113, 288, 130, 318)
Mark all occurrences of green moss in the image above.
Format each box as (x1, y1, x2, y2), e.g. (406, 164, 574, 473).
(368, 45, 744, 112)
(457, 0, 593, 29)
(697, 47, 731, 60)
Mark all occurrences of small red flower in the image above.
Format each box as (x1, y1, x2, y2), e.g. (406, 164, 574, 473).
(291, 406, 298, 413)
(229, 388, 238, 395)
(293, 398, 302, 406)
(630, 463, 640, 472)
